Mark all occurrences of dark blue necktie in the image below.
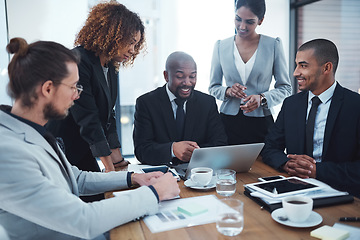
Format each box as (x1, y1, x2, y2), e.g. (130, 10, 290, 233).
(175, 98, 185, 140)
(305, 96, 321, 157)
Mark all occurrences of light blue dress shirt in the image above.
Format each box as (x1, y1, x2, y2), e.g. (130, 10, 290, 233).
(307, 81, 337, 162)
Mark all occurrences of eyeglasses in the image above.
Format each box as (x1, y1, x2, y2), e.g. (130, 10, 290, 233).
(60, 83, 83, 96)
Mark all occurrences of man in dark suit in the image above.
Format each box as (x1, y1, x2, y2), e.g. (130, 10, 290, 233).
(133, 51, 227, 165)
(262, 39, 360, 197)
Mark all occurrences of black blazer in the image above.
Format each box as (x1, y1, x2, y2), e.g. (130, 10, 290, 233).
(47, 46, 120, 166)
(262, 83, 360, 197)
(133, 85, 227, 165)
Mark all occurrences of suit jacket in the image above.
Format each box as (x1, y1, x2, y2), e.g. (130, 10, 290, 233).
(0, 109, 158, 240)
(262, 83, 360, 197)
(209, 35, 292, 117)
(133, 85, 227, 165)
(47, 46, 120, 166)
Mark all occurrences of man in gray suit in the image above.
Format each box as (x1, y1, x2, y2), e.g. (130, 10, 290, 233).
(0, 38, 180, 240)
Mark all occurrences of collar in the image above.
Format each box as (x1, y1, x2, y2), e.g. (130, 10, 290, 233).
(308, 81, 337, 104)
(166, 83, 177, 102)
(1, 105, 47, 136)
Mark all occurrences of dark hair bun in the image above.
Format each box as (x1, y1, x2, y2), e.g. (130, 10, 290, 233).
(6, 37, 29, 56)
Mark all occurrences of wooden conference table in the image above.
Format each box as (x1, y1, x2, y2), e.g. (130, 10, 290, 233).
(109, 160, 360, 240)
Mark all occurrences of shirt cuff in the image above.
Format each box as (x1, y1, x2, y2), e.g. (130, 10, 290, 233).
(127, 172, 134, 188)
(89, 140, 112, 157)
(148, 185, 160, 203)
(171, 142, 175, 158)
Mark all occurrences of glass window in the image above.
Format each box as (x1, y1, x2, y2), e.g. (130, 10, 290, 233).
(297, 0, 360, 92)
(0, 0, 10, 105)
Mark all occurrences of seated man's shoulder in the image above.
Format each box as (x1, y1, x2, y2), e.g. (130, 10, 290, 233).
(283, 90, 306, 104)
(193, 90, 216, 102)
(342, 87, 360, 101)
(136, 87, 163, 102)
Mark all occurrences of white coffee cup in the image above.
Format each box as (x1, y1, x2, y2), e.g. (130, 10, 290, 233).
(190, 167, 213, 186)
(282, 196, 313, 223)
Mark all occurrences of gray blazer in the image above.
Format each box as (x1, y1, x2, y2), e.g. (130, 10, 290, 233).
(209, 35, 292, 117)
(0, 110, 158, 240)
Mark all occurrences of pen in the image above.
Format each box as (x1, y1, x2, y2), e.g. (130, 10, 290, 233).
(339, 217, 360, 222)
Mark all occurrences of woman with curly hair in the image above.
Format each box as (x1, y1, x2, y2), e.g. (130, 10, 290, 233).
(47, 1, 145, 201)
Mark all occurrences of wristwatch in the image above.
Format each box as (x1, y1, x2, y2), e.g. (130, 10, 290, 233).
(260, 93, 267, 107)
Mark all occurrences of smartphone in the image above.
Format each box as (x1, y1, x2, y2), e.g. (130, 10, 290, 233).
(141, 166, 169, 174)
(141, 166, 180, 181)
(258, 175, 286, 182)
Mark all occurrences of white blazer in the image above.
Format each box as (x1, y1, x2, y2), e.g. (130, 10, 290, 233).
(0, 110, 158, 240)
(209, 34, 292, 117)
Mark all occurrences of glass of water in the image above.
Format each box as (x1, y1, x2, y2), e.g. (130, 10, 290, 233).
(216, 199, 244, 236)
(216, 169, 236, 196)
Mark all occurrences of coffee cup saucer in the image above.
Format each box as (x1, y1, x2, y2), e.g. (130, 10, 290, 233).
(184, 177, 216, 190)
(271, 208, 322, 228)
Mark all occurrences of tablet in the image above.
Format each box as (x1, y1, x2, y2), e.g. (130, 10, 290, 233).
(245, 177, 322, 198)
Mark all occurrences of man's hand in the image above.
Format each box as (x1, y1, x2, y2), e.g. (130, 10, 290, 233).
(240, 95, 261, 113)
(99, 155, 115, 172)
(111, 148, 129, 168)
(283, 154, 317, 178)
(173, 141, 200, 162)
(152, 172, 180, 201)
(131, 172, 164, 186)
(226, 83, 247, 99)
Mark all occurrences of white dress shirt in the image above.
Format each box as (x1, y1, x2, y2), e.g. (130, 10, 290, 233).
(233, 41, 258, 86)
(307, 81, 337, 162)
(166, 83, 188, 158)
(166, 83, 187, 118)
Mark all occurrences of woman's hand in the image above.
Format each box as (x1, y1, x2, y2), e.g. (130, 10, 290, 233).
(240, 95, 261, 113)
(111, 148, 129, 168)
(226, 83, 247, 99)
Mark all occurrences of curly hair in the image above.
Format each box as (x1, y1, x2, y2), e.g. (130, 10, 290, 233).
(75, 1, 145, 70)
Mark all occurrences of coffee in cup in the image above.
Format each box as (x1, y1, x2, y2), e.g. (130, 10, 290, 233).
(282, 196, 313, 222)
(190, 167, 213, 186)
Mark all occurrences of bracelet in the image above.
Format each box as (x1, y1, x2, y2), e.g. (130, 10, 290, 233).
(113, 158, 125, 165)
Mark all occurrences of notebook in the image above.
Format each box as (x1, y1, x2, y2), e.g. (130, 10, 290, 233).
(174, 143, 264, 180)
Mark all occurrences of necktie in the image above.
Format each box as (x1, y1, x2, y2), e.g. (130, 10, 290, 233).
(174, 98, 185, 140)
(305, 96, 321, 157)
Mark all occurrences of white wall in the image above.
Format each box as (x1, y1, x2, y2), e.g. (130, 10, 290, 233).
(6, 0, 88, 49)
(0, 0, 88, 105)
(175, 0, 235, 94)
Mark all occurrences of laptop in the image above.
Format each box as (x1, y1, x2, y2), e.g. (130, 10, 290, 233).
(174, 143, 265, 180)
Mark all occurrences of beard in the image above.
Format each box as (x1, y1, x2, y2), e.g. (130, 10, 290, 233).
(174, 85, 195, 100)
(43, 102, 68, 121)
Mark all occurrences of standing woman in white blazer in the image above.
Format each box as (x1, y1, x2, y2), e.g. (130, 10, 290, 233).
(209, 0, 292, 145)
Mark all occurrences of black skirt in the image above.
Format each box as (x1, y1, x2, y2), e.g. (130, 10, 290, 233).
(220, 110, 274, 145)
